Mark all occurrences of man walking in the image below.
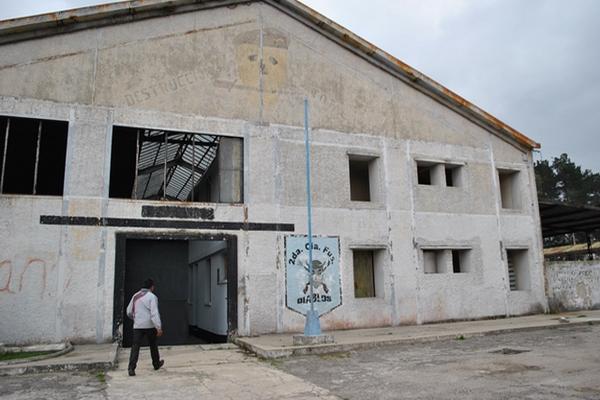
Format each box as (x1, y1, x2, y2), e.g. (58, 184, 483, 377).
(126, 278, 164, 376)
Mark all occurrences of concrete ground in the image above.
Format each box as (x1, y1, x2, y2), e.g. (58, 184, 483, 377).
(0, 345, 338, 400)
(277, 323, 600, 400)
(236, 310, 600, 358)
(1, 319, 599, 399)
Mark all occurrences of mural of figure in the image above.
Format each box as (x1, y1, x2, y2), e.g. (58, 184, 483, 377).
(299, 254, 330, 294)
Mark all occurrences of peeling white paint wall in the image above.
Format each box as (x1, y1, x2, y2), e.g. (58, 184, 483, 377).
(0, 2, 547, 345)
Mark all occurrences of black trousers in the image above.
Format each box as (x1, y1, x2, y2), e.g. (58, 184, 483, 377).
(128, 328, 160, 371)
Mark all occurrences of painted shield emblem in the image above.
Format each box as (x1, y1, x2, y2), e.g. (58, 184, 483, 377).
(285, 235, 341, 316)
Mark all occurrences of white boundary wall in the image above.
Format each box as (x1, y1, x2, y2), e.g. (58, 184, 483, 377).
(546, 261, 600, 312)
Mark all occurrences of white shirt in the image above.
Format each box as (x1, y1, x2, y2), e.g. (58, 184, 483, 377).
(126, 289, 162, 330)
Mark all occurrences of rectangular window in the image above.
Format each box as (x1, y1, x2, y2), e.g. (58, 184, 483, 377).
(423, 250, 446, 274)
(417, 163, 433, 185)
(349, 157, 372, 201)
(498, 169, 521, 209)
(506, 249, 529, 291)
(416, 160, 463, 187)
(424, 248, 471, 274)
(353, 250, 376, 298)
(109, 126, 243, 203)
(0, 116, 68, 196)
(445, 165, 462, 187)
(452, 250, 470, 273)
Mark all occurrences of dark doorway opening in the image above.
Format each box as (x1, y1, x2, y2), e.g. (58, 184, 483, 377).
(113, 233, 237, 347)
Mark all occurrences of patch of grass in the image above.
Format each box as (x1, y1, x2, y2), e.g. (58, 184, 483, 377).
(96, 372, 106, 384)
(455, 335, 465, 341)
(318, 351, 351, 360)
(267, 359, 284, 368)
(0, 351, 55, 362)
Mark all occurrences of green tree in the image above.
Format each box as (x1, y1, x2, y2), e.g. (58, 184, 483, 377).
(535, 153, 600, 207)
(534, 159, 559, 202)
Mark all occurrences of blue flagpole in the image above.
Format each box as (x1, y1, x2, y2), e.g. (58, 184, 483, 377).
(304, 98, 321, 336)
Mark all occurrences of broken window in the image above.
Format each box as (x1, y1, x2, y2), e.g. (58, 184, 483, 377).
(498, 169, 521, 209)
(109, 126, 243, 203)
(0, 116, 68, 196)
(349, 157, 373, 201)
(506, 249, 530, 291)
(353, 250, 376, 298)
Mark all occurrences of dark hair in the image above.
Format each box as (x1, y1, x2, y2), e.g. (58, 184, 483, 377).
(142, 278, 155, 289)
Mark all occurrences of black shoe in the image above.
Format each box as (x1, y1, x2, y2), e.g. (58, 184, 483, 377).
(128, 369, 136, 376)
(154, 360, 164, 370)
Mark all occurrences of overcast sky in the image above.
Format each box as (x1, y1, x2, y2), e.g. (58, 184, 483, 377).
(1, 0, 598, 171)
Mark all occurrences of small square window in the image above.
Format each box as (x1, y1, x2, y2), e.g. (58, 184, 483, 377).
(353, 250, 376, 297)
(423, 250, 446, 274)
(452, 250, 470, 273)
(445, 165, 462, 187)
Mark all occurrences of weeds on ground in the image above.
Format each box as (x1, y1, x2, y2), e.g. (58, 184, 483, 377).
(455, 335, 465, 341)
(266, 358, 284, 368)
(318, 351, 351, 360)
(0, 351, 54, 362)
(95, 372, 106, 384)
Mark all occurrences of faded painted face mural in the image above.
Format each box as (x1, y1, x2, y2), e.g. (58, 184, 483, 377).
(285, 236, 342, 317)
(234, 28, 289, 106)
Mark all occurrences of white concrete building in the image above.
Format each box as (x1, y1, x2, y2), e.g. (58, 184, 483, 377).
(0, 0, 547, 346)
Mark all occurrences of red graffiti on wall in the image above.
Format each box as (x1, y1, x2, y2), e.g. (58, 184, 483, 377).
(0, 260, 14, 293)
(19, 258, 47, 298)
(0, 258, 51, 298)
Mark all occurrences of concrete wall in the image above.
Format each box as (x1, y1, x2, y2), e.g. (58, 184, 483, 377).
(546, 261, 600, 312)
(188, 240, 228, 336)
(0, 2, 546, 344)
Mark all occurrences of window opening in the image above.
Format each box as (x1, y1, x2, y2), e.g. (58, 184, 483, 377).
(417, 164, 432, 185)
(109, 126, 242, 203)
(452, 250, 470, 273)
(498, 169, 521, 209)
(423, 250, 445, 273)
(0, 116, 68, 196)
(506, 249, 530, 290)
(349, 158, 371, 201)
(353, 250, 376, 297)
(424, 248, 471, 274)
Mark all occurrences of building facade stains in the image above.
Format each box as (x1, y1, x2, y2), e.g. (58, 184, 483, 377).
(0, 1, 547, 345)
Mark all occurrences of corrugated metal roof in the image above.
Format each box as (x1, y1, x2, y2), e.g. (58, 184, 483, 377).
(0, 0, 540, 150)
(135, 129, 219, 200)
(539, 201, 600, 237)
